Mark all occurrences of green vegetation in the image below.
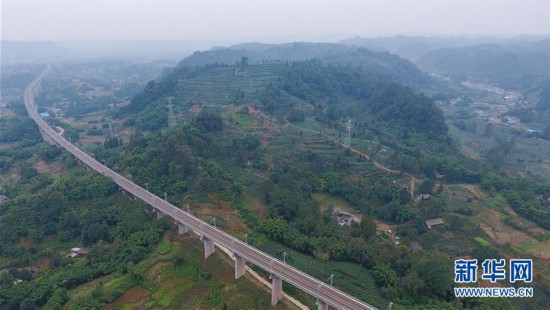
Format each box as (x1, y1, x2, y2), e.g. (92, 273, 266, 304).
(67, 235, 278, 309)
(0, 116, 41, 143)
(4, 42, 550, 309)
(0, 137, 167, 309)
(99, 55, 548, 308)
(417, 40, 550, 96)
(481, 172, 550, 230)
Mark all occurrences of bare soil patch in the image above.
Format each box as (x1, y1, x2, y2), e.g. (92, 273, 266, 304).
(462, 184, 485, 199)
(103, 286, 150, 310)
(530, 240, 550, 259)
(247, 106, 262, 115)
(477, 206, 527, 245)
(313, 193, 353, 215)
(245, 194, 267, 221)
(34, 160, 63, 174)
(462, 145, 481, 159)
(144, 262, 174, 281)
(181, 284, 208, 307)
(194, 200, 248, 236)
(375, 220, 394, 235)
(36, 257, 52, 269)
(18, 238, 32, 249)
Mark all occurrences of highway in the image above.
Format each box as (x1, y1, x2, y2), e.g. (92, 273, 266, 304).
(24, 68, 377, 310)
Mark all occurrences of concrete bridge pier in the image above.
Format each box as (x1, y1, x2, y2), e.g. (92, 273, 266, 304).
(156, 210, 165, 218)
(177, 222, 190, 235)
(317, 300, 329, 310)
(202, 236, 215, 259)
(271, 275, 283, 305)
(39, 128, 56, 145)
(234, 254, 246, 279)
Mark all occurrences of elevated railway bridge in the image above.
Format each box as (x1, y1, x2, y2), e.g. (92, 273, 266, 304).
(24, 69, 377, 310)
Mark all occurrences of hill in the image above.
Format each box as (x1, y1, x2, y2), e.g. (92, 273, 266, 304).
(16, 48, 550, 309)
(416, 40, 550, 96)
(122, 60, 454, 156)
(174, 42, 435, 90)
(107, 54, 549, 308)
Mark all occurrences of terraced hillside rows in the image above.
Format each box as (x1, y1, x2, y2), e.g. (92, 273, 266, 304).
(175, 63, 282, 105)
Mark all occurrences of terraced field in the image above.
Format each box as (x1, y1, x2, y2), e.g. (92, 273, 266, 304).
(175, 63, 282, 106)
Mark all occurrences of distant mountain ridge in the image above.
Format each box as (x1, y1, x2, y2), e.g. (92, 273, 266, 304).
(175, 42, 435, 90)
(416, 39, 550, 95)
(339, 35, 548, 61)
(1, 41, 76, 63)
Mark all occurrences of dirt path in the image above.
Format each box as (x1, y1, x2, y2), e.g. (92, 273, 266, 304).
(55, 126, 65, 137)
(461, 184, 485, 199)
(284, 118, 417, 197)
(245, 168, 269, 180)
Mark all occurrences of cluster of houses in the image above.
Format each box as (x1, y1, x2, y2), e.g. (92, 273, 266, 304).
(0, 266, 40, 285)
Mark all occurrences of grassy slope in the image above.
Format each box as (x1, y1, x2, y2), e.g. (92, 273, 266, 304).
(67, 231, 289, 309)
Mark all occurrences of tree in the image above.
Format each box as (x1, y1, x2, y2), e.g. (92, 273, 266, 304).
(196, 110, 223, 132)
(20, 298, 36, 310)
(473, 246, 501, 263)
(399, 271, 424, 302)
(359, 214, 377, 240)
(239, 56, 249, 70)
(287, 108, 305, 122)
(373, 264, 398, 288)
(412, 251, 453, 298)
(419, 179, 434, 194)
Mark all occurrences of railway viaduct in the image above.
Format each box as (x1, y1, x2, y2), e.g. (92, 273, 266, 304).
(24, 68, 377, 310)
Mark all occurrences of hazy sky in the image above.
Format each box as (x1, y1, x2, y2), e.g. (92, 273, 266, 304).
(2, 0, 549, 41)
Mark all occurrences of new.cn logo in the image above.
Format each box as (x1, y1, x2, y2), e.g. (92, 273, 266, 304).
(453, 259, 534, 298)
(454, 259, 532, 283)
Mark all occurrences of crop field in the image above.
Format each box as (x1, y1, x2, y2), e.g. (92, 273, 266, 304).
(175, 63, 283, 106)
(445, 104, 550, 182)
(67, 232, 286, 309)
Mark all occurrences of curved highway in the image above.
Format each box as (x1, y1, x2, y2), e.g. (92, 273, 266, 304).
(24, 68, 377, 310)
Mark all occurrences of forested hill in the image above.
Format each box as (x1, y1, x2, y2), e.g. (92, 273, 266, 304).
(417, 40, 550, 95)
(175, 42, 435, 90)
(122, 59, 448, 142)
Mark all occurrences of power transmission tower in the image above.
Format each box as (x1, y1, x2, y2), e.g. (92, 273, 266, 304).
(167, 97, 177, 127)
(345, 119, 352, 148)
(109, 123, 114, 140)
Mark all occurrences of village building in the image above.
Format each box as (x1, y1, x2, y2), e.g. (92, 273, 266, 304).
(332, 208, 358, 227)
(425, 218, 445, 229)
(68, 247, 89, 258)
(415, 193, 432, 203)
